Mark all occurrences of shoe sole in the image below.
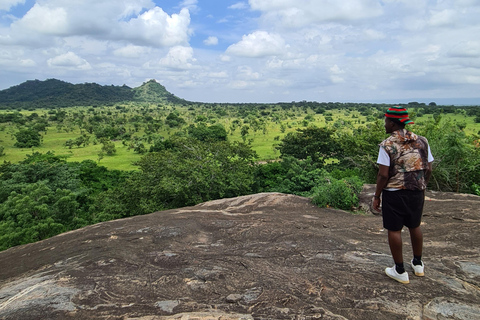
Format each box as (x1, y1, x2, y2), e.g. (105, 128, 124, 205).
(385, 269, 410, 284)
(386, 273, 410, 284)
(411, 263, 424, 277)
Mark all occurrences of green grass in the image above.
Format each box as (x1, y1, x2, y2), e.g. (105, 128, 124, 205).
(1, 105, 479, 171)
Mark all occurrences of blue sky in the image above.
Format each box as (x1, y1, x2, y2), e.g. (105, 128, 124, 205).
(1, 0, 480, 104)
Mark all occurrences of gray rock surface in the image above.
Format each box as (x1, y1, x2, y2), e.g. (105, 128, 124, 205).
(1, 186, 479, 319)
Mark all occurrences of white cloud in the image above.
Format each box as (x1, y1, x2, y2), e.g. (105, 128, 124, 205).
(448, 41, 480, 58)
(203, 36, 218, 46)
(180, 0, 198, 9)
(117, 7, 191, 47)
(0, 0, 25, 11)
(229, 2, 248, 10)
(237, 66, 261, 80)
(428, 9, 457, 27)
(329, 64, 345, 83)
(363, 29, 386, 40)
(226, 31, 288, 57)
(15, 4, 68, 35)
(47, 52, 91, 70)
(1, 0, 480, 103)
(7, 2, 190, 48)
(19, 58, 35, 66)
(158, 46, 196, 69)
(114, 45, 150, 58)
(249, 0, 383, 27)
(209, 71, 228, 78)
(220, 55, 231, 62)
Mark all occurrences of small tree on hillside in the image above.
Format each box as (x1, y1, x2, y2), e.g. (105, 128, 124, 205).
(14, 128, 41, 148)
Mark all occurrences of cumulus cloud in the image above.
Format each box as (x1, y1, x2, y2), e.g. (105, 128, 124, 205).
(226, 31, 288, 57)
(19, 59, 35, 67)
(209, 71, 228, 78)
(47, 52, 91, 70)
(7, 1, 191, 47)
(15, 4, 69, 35)
(249, 0, 383, 27)
(1, 0, 480, 103)
(428, 9, 457, 27)
(0, 0, 25, 11)
(117, 7, 191, 47)
(180, 0, 198, 11)
(329, 64, 345, 83)
(229, 2, 248, 10)
(114, 45, 150, 58)
(204, 36, 218, 46)
(448, 41, 480, 58)
(158, 46, 196, 69)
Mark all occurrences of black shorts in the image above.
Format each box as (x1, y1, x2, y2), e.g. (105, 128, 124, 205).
(382, 189, 425, 231)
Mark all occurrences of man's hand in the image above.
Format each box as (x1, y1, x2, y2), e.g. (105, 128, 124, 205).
(372, 197, 381, 213)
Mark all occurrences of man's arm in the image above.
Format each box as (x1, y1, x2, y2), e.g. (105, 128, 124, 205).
(425, 161, 432, 185)
(373, 164, 389, 212)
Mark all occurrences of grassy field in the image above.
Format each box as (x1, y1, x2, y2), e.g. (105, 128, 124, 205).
(1, 105, 479, 171)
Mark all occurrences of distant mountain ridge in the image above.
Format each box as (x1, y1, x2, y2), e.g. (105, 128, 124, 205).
(0, 79, 186, 109)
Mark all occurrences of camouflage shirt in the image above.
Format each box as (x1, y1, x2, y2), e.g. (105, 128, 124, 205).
(379, 129, 430, 190)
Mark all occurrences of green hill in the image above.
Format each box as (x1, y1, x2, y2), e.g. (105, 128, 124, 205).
(132, 79, 186, 104)
(0, 79, 185, 109)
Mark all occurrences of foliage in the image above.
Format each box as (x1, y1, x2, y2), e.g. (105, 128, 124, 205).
(276, 127, 341, 165)
(335, 120, 387, 183)
(0, 152, 128, 250)
(311, 176, 364, 210)
(165, 111, 186, 127)
(14, 128, 42, 148)
(132, 79, 186, 104)
(188, 123, 227, 142)
(91, 138, 258, 219)
(0, 98, 479, 252)
(253, 157, 328, 196)
(0, 182, 77, 250)
(100, 138, 117, 155)
(415, 116, 480, 193)
(0, 79, 134, 109)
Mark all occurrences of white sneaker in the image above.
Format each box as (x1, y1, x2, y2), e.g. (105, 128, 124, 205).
(410, 260, 425, 277)
(385, 266, 409, 284)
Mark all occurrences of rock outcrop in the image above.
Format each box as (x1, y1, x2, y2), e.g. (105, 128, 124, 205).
(1, 186, 479, 319)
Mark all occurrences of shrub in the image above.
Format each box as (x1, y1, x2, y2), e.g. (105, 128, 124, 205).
(14, 128, 41, 148)
(311, 176, 364, 211)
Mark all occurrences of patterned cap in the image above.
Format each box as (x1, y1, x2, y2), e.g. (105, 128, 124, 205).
(385, 106, 414, 125)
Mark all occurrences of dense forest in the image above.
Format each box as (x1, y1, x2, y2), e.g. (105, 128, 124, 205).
(0, 80, 479, 251)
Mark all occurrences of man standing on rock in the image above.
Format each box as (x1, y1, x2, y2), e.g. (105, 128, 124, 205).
(372, 106, 434, 284)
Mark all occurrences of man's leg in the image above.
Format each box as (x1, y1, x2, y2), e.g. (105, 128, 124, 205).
(409, 226, 423, 258)
(408, 226, 425, 276)
(385, 229, 409, 282)
(388, 230, 404, 264)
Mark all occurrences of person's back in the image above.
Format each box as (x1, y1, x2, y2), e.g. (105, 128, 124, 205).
(372, 106, 433, 284)
(380, 128, 430, 191)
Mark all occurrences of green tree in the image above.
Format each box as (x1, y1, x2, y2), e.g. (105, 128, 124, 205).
(276, 127, 340, 165)
(336, 120, 386, 183)
(240, 125, 249, 142)
(100, 139, 116, 155)
(188, 123, 227, 142)
(14, 128, 41, 148)
(93, 138, 257, 217)
(416, 117, 480, 193)
(165, 112, 186, 127)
